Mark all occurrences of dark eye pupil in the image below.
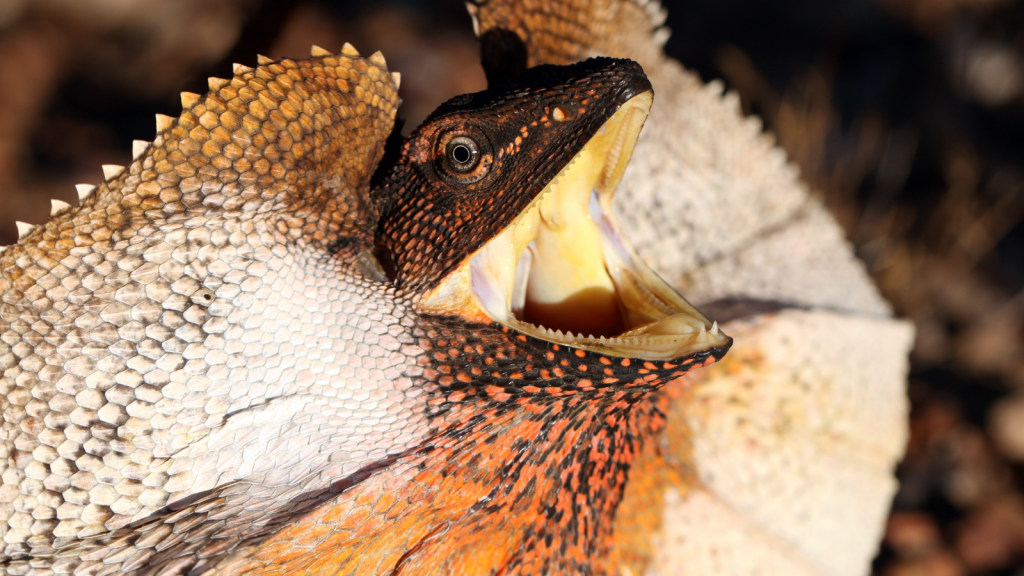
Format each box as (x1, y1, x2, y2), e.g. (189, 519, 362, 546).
(439, 135, 486, 180)
(452, 145, 472, 164)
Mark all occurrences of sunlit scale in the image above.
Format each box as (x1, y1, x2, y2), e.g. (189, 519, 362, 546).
(427, 91, 728, 360)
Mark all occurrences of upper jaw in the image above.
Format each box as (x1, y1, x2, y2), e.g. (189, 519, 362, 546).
(420, 90, 730, 361)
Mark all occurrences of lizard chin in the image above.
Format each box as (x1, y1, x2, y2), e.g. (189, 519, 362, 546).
(421, 90, 729, 360)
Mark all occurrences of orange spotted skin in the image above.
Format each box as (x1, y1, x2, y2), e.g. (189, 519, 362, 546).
(210, 323, 728, 575)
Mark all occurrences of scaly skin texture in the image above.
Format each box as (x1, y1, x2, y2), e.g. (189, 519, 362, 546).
(0, 41, 730, 574)
(0, 50, 405, 574)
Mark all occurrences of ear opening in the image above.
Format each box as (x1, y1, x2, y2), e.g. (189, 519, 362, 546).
(370, 117, 407, 201)
(371, 240, 399, 284)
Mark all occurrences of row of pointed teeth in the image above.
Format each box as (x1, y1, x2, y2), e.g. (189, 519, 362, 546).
(520, 321, 721, 346)
(510, 146, 581, 228)
(2, 43, 398, 252)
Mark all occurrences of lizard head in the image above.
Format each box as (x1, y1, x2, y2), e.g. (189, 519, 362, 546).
(376, 57, 729, 367)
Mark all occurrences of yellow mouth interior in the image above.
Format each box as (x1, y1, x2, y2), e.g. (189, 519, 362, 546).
(421, 91, 728, 360)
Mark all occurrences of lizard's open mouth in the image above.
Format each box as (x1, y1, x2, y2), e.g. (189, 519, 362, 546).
(423, 91, 728, 360)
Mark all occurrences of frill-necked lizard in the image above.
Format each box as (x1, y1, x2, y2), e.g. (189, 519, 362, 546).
(0, 22, 733, 576)
(1, 1, 915, 575)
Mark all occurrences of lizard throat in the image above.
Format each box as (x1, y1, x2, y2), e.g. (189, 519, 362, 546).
(421, 91, 729, 360)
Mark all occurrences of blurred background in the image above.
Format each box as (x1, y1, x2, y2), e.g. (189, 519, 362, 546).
(0, 0, 1022, 573)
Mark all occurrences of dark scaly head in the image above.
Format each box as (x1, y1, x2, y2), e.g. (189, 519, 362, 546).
(373, 57, 730, 369)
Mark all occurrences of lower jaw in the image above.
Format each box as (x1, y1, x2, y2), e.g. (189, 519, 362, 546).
(481, 191, 728, 360)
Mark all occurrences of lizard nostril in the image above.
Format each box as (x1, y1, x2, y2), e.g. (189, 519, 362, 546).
(191, 288, 216, 307)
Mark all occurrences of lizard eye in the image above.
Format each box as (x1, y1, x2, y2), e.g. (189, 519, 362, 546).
(436, 130, 493, 184)
(447, 137, 479, 171)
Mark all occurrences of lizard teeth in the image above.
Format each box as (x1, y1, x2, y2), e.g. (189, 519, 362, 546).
(509, 317, 702, 349)
(102, 165, 125, 180)
(510, 245, 532, 317)
(310, 45, 331, 57)
(76, 184, 96, 201)
(132, 140, 149, 160)
(180, 92, 200, 109)
(711, 321, 719, 335)
(50, 199, 71, 217)
(15, 221, 36, 240)
(341, 43, 360, 57)
(155, 114, 174, 132)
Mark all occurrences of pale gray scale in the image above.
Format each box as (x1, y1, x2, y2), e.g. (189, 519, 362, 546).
(0, 217, 431, 567)
(161, 241, 429, 504)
